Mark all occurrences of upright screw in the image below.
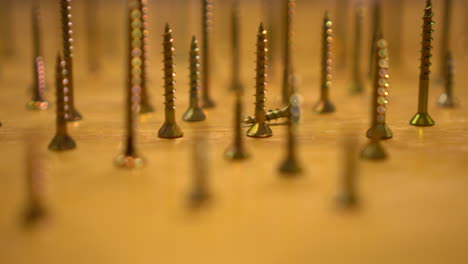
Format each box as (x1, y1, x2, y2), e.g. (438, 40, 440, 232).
(225, 91, 249, 160)
(183, 36, 206, 122)
(48, 54, 76, 151)
(60, 0, 82, 121)
(281, 0, 295, 105)
(23, 139, 48, 227)
(158, 24, 183, 139)
(437, 52, 456, 108)
(348, 2, 364, 94)
(439, 0, 452, 81)
(410, 0, 435, 127)
(278, 94, 302, 175)
(336, 137, 359, 209)
(313, 12, 335, 114)
(334, 0, 350, 68)
(366, 34, 392, 140)
(27, 4, 48, 110)
(201, 0, 216, 108)
(115, 0, 144, 169)
(138, 0, 155, 114)
(247, 23, 272, 138)
(229, 0, 243, 92)
(368, 0, 381, 79)
(189, 136, 211, 207)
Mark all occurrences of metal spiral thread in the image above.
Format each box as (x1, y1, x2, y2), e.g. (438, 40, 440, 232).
(410, 0, 435, 126)
(368, 0, 381, 79)
(183, 36, 206, 122)
(158, 24, 183, 138)
(246, 23, 272, 138)
(313, 12, 335, 114)
(366, 34, 393, 140)
(349, 2, 364, 94)
(281, 0, 295, 105)
(138, 0, 154, 114)
(438, 52, 456, 107)
(201, 0, 216, 108)
(278, 94, 302, 175)
(27, 4, 48, 110)
(48, 54, 76, 151)
(60, 0, 82, 121)
(115, 0, 144, 169)
(244, 105, 290, 124)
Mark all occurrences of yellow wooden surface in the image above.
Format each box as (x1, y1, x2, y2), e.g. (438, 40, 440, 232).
(1, 0, 468, 263)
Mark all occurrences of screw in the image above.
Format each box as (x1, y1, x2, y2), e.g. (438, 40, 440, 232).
(158, 24, 183, 139)
(360, 135, 387, 160)
(366, 34, 393, 140)
(138, 0, 155, 114)
(244, 105, 290, 124)
(278, 94, 302, 175)
(313, 12, 335, 114)
(368, 0, 381, 79)
(439, 0, 452, 81)
(189, 136, 211, 207)
(281, 0, 295, 105)
(115, 0, 145, 169)
(334, 0, 350, 68)
(60, 0, 82, 122)
(410, 0, 435, 127)
(247, 23, 272, 138)
(225, 91, 249, 160)
(348, 2, 364, 95)
(438, 52, 456, 108)
(27, 4, 48, 111)
(336, 137, 359, 209)
(183, 36, 206, 122)
(48, 54, 76, 151)
(23, 138, 48, 227)
(229, 0, 243, 92)
(84, 0, 100, 72)
(201, 0, 216, 108)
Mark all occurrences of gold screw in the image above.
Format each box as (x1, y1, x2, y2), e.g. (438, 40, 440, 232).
(313, 12, 335, 114)
(281, 0, 295, 105)
(60, 0, 82, 122)
(349, 2, 364, 95)
(410, 0, 435, 126)
(437, 52, 456, 108)
(336, 137, 359, 209)
(48, 54, 76, 151)
(158, 24, 183, 139)
(278, 94, 302, 175)
(246, 23, 272, 138)
(183, 36, 206, 122)
(138, 0, 155, 114)
(225, 91, 249, 160)
(27, 4, 48, 111)
(366, 34, 393, 140)
(115, 0, 144, 169)
(201, 0, 216, 108)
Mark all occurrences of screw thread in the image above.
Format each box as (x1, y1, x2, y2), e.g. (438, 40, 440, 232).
(189, 36, 201, 108)
(55, 55, 67, 136)
(320, 12, 332, 101)
(417, 0, 433, 113)
(163, 24, 177, 124)
(31, 5, 47, 104)
(60, 0, 79, 117)
(444, 52, 454, 98)
(201, 0, 214, 106)
(138, 0, 152, 109)
(244, 106, 290, 124)
(281, 0, 295, 104)
(371, 35, 389, 128)
(254, 24, 268, 123)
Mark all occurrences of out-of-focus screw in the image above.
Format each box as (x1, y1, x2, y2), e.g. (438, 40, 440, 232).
(281, 0, 295, 105)
(278, 94, 302, 175)
(138, 0, 155, 114)
(437, 52, 456, 107)
(225, 91, 249, 160)
(313, 12, 335, 114)
(201, 0, 216, 108)
(183, 36, 206, 122)
(229, 0, 243, 92)
(349, 2, 364, 95)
